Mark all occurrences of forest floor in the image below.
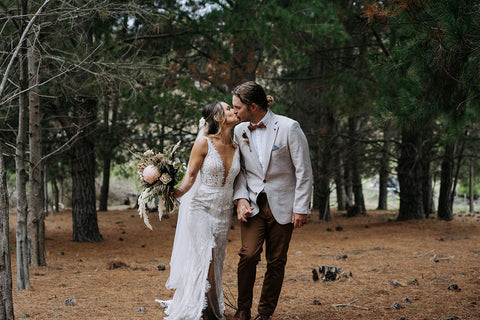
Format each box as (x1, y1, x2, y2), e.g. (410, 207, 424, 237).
(8, 207, 480, 320)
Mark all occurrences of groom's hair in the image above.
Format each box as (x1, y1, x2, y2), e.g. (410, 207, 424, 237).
(203, 101, 224, 135)
(232, 81, 272, 111)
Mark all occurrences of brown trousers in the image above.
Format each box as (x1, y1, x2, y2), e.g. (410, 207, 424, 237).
(237, 193, 294, 316)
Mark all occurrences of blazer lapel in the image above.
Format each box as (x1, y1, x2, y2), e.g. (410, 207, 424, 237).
(263, 116, 279, 174)
(241, 126, 263, 174)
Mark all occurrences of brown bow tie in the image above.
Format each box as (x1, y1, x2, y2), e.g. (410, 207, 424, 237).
(248, 122, 266, 131)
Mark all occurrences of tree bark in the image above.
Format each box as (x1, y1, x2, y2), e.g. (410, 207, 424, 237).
(99, 156, 111, 212)
(377, 128, 390, 210)
(343, 159, 353, 207)
(314, 106, 336, 222)
(98, 92, 111, 212)
(43, 162, 49, 216)
(469, 157, 474, 214)
(421, 143, 434, 218)
(0, 142, 15, 320)
(334, 129, 348, 211)
(27, 32, 46, 267)
(335, 154, 347, 211)
(99, 91, 119, 211)
(348, 117, 366, 214)
(437, 141, 456, 221)
(397, 126, 424, 220)
(421, 161, 434, 218)
(70, 97, 103, 242)
(315, 163, 331, 222)
(15, 0, 31, 289)
(51, 174, 59, 212)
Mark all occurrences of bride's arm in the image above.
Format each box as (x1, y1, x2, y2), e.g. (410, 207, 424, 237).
(173, 136, 208, 198)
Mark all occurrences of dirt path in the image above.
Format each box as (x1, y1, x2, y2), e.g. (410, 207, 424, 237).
(9, 209, 480, 319)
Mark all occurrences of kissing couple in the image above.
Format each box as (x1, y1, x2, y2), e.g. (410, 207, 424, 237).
(156, 81, 313, 320)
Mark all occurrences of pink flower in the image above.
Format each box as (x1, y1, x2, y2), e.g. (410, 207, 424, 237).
(142, 165, 160, 184)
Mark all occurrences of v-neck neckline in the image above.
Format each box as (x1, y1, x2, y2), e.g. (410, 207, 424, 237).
(207, 137, 237, 186)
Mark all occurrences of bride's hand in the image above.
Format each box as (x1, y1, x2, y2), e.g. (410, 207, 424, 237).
(237, 199, 253, 222)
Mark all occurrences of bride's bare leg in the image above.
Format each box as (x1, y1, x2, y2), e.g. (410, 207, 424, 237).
(203, 251, 223, 320)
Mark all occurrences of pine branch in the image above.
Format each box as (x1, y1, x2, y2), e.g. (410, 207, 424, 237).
(0, 0, 52, 98)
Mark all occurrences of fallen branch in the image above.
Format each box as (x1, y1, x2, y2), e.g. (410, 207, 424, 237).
(414, 249, 434, 258)
(430, 254, 455, 262)
(441, 255, 455, 260)
(332, 299, 369, 310)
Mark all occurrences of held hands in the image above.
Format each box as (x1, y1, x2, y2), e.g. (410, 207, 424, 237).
(292, 213, 308, 229)
(237, 198, 253, 222)
(236, 198, 307, 227)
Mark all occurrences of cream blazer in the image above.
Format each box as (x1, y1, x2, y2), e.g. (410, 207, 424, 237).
(233, 112, 313, 225)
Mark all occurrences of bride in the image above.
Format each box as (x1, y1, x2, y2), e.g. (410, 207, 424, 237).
(156, 101, 240, 320)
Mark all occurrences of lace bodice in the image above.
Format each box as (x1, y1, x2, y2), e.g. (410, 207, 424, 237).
(200, 137, 240, 189)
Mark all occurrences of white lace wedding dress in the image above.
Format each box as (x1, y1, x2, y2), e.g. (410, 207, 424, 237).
(157, 137, 240, 320)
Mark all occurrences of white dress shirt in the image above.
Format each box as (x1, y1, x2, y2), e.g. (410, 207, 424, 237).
(250, 110, 272, 171)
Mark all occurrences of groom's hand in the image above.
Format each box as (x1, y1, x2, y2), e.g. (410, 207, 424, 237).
(237, 198, 253, 222)
(292, 213, 308, 229)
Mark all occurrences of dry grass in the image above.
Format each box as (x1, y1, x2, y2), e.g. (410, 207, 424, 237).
(9, 208, 480, 319)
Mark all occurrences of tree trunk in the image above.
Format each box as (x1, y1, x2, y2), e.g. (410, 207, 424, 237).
(98, 93, 110, 212)
(422, 162, 434, 218)
(99, 156, 111, 212)
(0, 142, 15, 320)
(469, 158, 474, 214)
(419, 127, 435, 218)
(348, 117, 366, 214)
(52, 174, 59, 212)
(377, 128, 390, 210)
(314, 107, 336, 222)
(314, 135, 331, 221)
(343, 160, 353, 207)
(71, 141, 103, 241)
(59, 173, 64, 209)
(334, 131, 348, 211)
(397, 126, 424, 220)
(27, 33, 46, 267)
(312, 138, 331, 222)
(99, 91, 118, 211)
(16, 0, 31, 288)
(43, 162, 49, 216)
(315, 183, 331, 222)
(437, 141, 456, 221)
(335, 155, 347, 211)
(421, 147, 434, 218)
(71, 97, 103, 242)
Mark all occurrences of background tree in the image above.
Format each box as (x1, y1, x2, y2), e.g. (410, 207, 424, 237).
(365, 0, 480, 220)
(0, 142, 15, 320)
(27, 14, 45, 266)
(15, 0, 32, 289)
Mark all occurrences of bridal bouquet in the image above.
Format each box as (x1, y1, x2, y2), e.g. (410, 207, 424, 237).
(136, 141, 185, 229)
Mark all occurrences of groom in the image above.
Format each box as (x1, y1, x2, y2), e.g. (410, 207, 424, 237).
(232, 81, 313, 320)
